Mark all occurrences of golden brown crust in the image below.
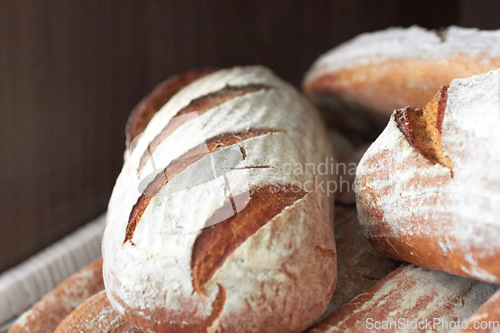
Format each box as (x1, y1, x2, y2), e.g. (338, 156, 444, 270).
(305, 56, 500, 114)
(307, 264, 497, 333)
(55, 290, 140, 333)
(125, 129, 278, 244)
(305, 56, 500, 142)
(191, 185, 306, 294)
(137, 84, 269, 175)
(355, 69, 500, 283)
(104, 66, 336, 333)
(335, 144, 370, 205)
(9, 258, 104, 333)
(125, 68, 216, 149)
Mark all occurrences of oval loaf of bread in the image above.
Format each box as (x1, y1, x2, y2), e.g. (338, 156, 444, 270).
(55, 290, 140, 333)
(103, 66, 337, 332)
(307, 264, 498, 333)
(8, 257, 104, 333)
(303, 26, 500, 141)
(355, 69, 500, 283)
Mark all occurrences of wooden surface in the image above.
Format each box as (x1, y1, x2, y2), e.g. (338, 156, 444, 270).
(0, 0, 498, 272)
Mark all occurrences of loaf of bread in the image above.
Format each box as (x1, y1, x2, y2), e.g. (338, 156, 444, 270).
(320, 206, 399, 318)
(103, 66, 337, 332)
(307, 264, 499, 333)
(8, 257, 104, 333)
(355, 69, 500, 283)
(303, 26, 500, 141)
(55, 290, 140, 333)
(461, 289, 500, 333)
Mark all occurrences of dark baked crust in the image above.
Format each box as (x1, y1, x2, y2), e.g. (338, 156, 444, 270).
(395, 86, 453, 169)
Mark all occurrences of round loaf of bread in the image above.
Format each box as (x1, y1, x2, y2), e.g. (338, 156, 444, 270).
(303, 26, 500, 141)
(355, 69, 500, 283)
(103, 66, 337, 332)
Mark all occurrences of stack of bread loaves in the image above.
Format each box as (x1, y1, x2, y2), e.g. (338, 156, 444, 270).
(8, 26, 500, 333)
(304, 26, 500, 333)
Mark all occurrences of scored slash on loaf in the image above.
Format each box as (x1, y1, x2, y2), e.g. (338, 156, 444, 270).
(102, 66, 337, 333)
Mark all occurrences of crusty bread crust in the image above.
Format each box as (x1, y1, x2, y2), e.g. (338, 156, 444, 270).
(306, 264, 498, 333)
(54, 290, 140, 333)
(125, 68, 216, 151)
(8, 258, 104, 333)
(103, 66, 337, 332)
(137, 84, 269, 175)
(355, 69, 500, 282)
(318, 206, 399, 319)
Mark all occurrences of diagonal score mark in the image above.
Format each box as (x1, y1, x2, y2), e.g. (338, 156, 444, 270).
(136, 112, 211, 196)
(126, 68, 216, 151)
(124, 129, 280, 244)
(191, 184, 307, 295)
(395, 85, 454, 171)
(137, 84, 270, 177)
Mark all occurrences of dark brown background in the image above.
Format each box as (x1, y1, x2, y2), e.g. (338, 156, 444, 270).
(1, 0, 498, 272)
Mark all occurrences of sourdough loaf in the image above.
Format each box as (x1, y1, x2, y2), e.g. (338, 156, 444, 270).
(103, 66, 337, 332)
(8, 258, 104, 333)
(355, 69, 500, 282)
(303, 26, 500, 141)
(307, 264, 498, 333)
